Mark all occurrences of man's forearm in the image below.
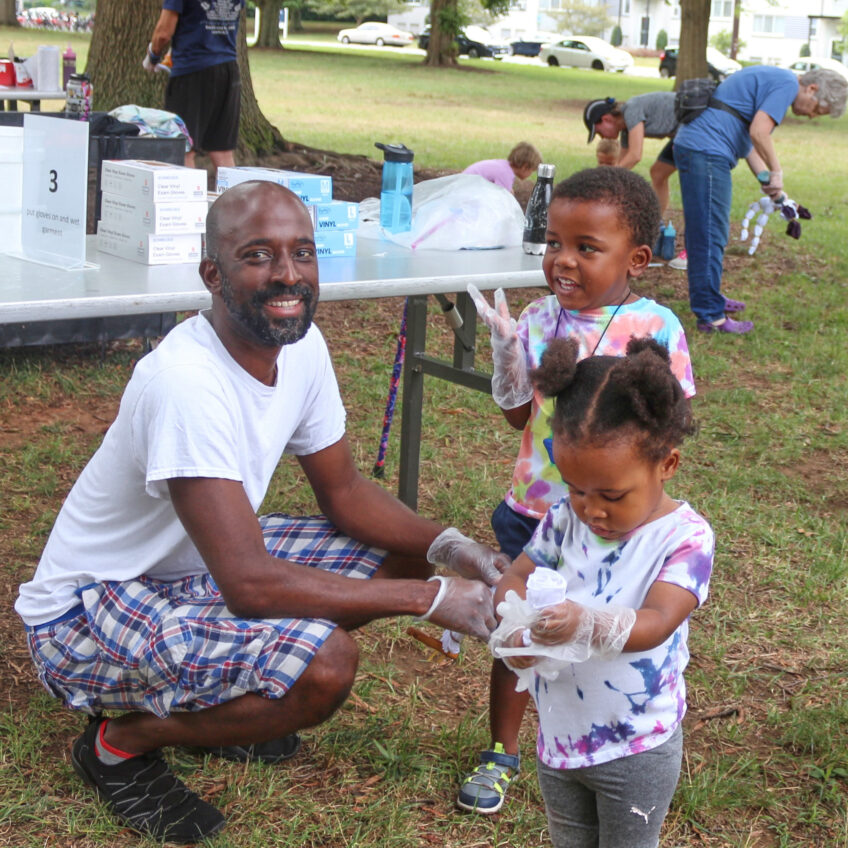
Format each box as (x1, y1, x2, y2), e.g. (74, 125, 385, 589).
(749, 111, 781, 173)
(319, 473, 443, 558)
(150, 9, 179, 57)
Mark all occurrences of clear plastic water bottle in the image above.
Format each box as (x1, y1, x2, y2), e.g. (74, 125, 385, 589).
(375, 142, 414, 234)
(522, 163, 555, 255)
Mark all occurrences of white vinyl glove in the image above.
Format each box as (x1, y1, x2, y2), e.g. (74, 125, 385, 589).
(427, 527, 509, 586)
(467, 284, 533, 410)
(142, 43, 159, 73)
(531, 599, 636, 660)
(419, 576, 496, 642)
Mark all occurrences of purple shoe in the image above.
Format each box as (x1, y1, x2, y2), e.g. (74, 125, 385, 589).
(697, 317, 754, 334)
(723, 296, 746, 313)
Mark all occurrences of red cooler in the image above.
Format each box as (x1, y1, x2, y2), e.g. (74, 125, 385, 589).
(0, 60, 14, 87)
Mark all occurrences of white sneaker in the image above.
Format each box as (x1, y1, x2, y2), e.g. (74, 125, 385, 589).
(668, 250, 687, 270)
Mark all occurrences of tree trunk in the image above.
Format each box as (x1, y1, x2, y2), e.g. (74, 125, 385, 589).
(86, 0, 170, 110)
(85, 0, 284, 155)
(424, 0, 459, 67)
(238, 14, 285, 155)
(677, 0, 711, 86)
(255, 0, 284, 49)
(730, 0, 741, 60)
(0, 0, 19, 27)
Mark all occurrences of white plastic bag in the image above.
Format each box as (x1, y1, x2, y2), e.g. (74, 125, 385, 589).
(358, 173, 525, 251)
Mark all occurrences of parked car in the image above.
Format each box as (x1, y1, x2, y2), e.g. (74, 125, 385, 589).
(658, 46, 741, 81)
(508, 32, 559, 57)
(783, 56, 848, 80)
(539, 36, 633, 72)
(417, 26, 510, 59)
(337, 22, 414, 47)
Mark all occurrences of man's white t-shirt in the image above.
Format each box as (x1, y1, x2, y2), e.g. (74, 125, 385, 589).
(16, 312, 345, 627)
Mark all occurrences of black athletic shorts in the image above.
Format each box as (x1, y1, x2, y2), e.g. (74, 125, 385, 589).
(165, 60, 241, 153)
(656, 139, 675, 167)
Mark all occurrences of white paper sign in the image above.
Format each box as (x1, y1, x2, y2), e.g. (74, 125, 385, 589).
(21, 114, 89, 270)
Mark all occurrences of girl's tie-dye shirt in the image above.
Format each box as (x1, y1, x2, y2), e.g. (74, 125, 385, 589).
(505, 295, 695, 519)
(524, 497, 714, 770)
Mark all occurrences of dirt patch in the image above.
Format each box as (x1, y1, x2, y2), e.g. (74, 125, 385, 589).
(0, 398, 116, 450)
(780, 447, 848, 513)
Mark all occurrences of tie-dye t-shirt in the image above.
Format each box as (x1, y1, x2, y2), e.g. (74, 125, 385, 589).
(505, 295, 695, 519)
(525, 497, 714, 770)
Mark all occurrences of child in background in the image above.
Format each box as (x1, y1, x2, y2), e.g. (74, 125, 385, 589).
(490, 336, 714, 848)
(595, 137, 620, 166)
(460, 167, 696, 814)
(463, 141, 543, 194)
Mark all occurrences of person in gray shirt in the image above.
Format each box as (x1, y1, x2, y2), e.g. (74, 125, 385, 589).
(584, 92, 679, 227)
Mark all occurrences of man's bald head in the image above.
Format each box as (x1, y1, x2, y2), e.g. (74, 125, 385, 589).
(205, 180, 311, 262)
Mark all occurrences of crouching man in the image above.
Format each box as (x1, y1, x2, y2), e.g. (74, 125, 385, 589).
(16, 181, 506, 843)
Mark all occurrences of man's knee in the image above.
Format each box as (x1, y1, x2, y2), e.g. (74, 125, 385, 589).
(209, 150, 236, 169)
(292, 628, 359, 724)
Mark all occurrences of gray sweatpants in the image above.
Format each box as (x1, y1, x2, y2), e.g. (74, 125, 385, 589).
(536, 725, 683, 848)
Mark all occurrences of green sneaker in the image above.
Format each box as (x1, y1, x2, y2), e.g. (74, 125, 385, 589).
(456, 743, 520, 814)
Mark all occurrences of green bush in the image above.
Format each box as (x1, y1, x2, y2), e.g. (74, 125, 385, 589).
(656, 29, 668, 51)
(800, 42, 811, 57)
(709, 28, 745, 56)
(611, 24, 622, 46)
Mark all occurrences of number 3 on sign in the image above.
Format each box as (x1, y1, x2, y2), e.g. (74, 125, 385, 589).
(48, 169, 58, 193)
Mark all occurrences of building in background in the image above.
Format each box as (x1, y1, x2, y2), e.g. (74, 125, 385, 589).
(390, 0, 848, 65)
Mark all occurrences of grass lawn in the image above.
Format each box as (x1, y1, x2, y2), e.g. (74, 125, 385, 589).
(1, 32, 847, 848)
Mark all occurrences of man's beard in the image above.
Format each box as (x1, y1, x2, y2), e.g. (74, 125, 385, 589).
(220, 275, 317, 347)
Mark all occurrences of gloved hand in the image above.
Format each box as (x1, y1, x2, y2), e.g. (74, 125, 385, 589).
(531, 600, 637, 660)
(427, 527, 509, 586)
(498, 627, 537, 669)
(467, 284, 533, 410)
(419, 576, 496, 642)
(142, 43, 160, 73)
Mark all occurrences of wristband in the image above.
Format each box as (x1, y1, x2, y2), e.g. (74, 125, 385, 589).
(418, 575, 448, 620)
(756, 170, 769, 184)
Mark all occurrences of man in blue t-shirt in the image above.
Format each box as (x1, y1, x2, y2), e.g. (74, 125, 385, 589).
(673, 65, 846, 335)
(143, 0, 244, 175)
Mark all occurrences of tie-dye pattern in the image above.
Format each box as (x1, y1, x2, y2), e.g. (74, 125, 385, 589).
(524, 497, 713, 770)
(505, 295, 695, 519)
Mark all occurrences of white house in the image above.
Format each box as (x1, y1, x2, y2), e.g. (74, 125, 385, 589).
(390, 0, 848, 65)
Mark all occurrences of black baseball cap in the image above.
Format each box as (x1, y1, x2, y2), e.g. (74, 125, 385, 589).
(583, 97, 616, 143)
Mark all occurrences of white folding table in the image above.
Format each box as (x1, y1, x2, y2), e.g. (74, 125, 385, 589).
(0, 86, 67, 112)
(0, 235, 546, 507)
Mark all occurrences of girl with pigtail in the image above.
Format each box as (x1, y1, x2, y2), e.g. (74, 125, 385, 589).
(490, 336, 714, 848)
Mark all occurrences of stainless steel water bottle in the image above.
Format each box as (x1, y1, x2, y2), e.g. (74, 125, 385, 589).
(522, 163, 555, 255)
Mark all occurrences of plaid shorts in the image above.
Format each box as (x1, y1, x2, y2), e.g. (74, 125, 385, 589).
(26, 514, 385, 718)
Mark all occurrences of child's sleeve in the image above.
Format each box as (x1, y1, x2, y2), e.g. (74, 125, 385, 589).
(523, 500, 568, 571)
(656, 512, 714, 607)
(659, 312, 696, 399)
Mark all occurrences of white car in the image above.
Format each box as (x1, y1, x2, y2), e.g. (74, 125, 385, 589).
(705, 46, 742, 78)
(783, 56, 848, 81)
(540, 36, 634, 72)
(337, 22, 415, 47)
